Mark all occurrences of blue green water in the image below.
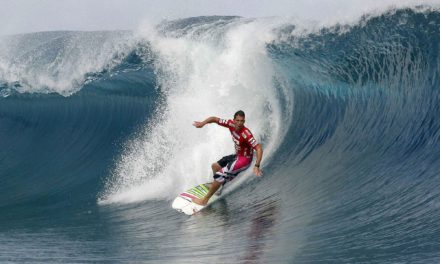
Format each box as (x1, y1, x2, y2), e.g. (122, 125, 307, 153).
(2, 8, 440, 263)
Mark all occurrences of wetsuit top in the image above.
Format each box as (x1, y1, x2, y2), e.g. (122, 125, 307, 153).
(217, 118, 259, 159)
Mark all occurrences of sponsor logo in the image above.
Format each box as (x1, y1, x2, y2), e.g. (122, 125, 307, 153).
(249, 138, 258, 147)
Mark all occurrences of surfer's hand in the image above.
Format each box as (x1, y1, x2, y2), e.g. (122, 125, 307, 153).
(193, 121, 205, 128)
(253, 166, 263, 177)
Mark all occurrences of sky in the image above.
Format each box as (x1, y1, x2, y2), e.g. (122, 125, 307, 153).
(1, 0, 439, 36)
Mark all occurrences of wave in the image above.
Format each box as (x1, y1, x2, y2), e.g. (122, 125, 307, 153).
(0, 30, 154, 96)
(0, 61, 158, 208)
(2, 7, 440, 262)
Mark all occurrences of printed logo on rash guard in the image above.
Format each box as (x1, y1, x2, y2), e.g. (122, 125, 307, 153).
(248, 137, 258, 148)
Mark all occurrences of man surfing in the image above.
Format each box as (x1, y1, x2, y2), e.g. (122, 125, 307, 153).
(192, 110, 263, 206)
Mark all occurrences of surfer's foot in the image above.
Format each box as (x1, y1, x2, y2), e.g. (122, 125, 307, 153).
(192, 197, 208, 206)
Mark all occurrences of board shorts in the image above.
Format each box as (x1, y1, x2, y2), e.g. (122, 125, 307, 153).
(214, 154, 252, 184)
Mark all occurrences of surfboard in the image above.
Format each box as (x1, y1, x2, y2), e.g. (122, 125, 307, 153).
(172, 183, 219, 215)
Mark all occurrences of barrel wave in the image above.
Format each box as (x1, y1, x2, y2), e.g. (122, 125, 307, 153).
(1, 8, 440, 263)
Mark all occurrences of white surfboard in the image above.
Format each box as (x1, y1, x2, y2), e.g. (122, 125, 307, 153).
(172, 183, 219, 215)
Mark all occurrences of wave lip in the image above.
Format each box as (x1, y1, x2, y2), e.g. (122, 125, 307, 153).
(0, 31, 144, 96)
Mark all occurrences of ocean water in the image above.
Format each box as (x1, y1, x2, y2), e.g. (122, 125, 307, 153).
(2, 7, 440, 263)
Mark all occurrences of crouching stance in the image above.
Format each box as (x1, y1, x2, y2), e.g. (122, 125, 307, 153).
(192, 110, 263, 206)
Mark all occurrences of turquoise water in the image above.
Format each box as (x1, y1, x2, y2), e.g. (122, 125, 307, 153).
(2, 9, 440, 263)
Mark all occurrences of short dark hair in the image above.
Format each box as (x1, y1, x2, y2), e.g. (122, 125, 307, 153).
(234, 110, 245, 119)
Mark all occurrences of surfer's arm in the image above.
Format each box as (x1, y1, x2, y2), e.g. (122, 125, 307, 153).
(193, 116, 220, 128)
(253, 144, 263, 176)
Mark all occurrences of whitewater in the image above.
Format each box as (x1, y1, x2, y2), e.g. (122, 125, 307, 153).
(2, 6, 440, 263)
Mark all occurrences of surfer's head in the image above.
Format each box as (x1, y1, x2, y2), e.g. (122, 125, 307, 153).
(234, 110, 245, 131)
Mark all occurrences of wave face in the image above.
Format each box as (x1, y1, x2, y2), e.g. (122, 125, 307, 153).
(2, 9, 440, 263)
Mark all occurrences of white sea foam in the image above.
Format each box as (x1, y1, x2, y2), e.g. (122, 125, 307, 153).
(0, 31, 137, 96)
(99, 18, 293, 204)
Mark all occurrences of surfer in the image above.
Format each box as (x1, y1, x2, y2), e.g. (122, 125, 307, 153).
(192, 110, 263, 206)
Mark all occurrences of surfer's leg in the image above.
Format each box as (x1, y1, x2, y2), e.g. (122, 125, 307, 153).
(211, 163, 222, 174)
(211, 156, 233, 194)
(193, 180, 222, 206)
(193, 155, 236, 205)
